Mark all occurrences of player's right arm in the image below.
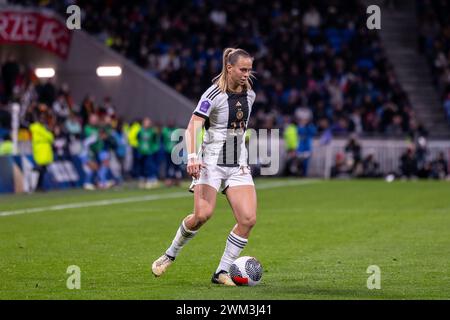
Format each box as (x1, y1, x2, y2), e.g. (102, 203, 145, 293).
(185, 114, 206, 179)
(186, 85, 219, 179)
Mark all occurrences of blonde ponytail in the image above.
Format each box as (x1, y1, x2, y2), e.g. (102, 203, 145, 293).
(212, 47, 254, 92)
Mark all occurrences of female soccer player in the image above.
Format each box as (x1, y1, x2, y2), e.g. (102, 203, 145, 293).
(152, 48, 257, 286)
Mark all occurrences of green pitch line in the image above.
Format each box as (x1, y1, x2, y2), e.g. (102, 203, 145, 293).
(0, 179, 318, 216)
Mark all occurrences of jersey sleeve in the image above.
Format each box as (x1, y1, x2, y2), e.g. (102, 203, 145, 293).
(193, 85, 220, 120)
(248, 89, 256, 106)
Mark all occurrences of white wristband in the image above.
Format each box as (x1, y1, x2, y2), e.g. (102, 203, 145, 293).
(188, 153, 198, 160)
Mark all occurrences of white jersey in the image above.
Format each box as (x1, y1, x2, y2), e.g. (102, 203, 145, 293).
(193, 84, 256, 167)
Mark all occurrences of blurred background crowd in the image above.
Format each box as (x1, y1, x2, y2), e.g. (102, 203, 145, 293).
(417, 0, 450, 125)
(0, 0, 449, 192)
(0, 58, 184, 190)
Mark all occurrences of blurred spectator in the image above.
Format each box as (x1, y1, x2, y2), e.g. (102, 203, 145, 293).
(400, 146, 418, 179)
(296, 108, 317, 177)
(330, 152, 351, 179)
(361, 152, 382, 178)
(417, 161, 432, 179)
(52, 125, 70, 160)
(53, 93, 71, 122)
(30, 115, 54, 192)
(127, 119, 142, 178)
(161, 120, 183, 186)
(430, 152, 448, 179)
(415, 136, 428, 172)
(0, 107, 11, 137)
(344, 135, 362, 174)
(101, 96, 116, 117)
(97, 126, 118, 189)
(111, 119, 128, 182)
(80, 94, 96, 126)
(303, 5, 321, 28)
(82, 114, 101, 189)
(137, 117, 160, 188)
(80, 133, 99, 191)
(408, 119, 429, 142)
(36, 79, 56, 108)
(65, 112, 82, 139)
(283, 116, 300, 176)
(84, 114, 102, 157)
(444, 93, 450, 123)
(0, 134, 13, 156)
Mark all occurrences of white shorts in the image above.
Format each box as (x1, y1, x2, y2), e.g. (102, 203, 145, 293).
(189, 165, 254, 194)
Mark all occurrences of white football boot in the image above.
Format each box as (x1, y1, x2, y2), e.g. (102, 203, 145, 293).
(152, 254, 174, 277)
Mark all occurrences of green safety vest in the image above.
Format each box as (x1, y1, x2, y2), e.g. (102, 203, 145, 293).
(162, 126, 180, 153)
(138, 127, 160, 155)
(30, 122, 54, 165)
(0, 141, 13, 155)
(128, 122, 142, 148)
(284, 124, 299, 151)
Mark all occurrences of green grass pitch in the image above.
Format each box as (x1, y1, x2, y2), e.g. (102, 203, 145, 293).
(0, 178, 449, 300)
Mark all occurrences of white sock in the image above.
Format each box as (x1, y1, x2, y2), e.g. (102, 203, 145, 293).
(216, 231, 248, 274)
(165, 219, 198, 259)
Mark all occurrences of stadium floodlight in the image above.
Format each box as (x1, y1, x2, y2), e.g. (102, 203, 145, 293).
(96, 66, 122, 77)
(35, 68, 55, 78)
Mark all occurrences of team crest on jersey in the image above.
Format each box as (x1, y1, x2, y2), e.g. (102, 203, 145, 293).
(200, 100, 211, 113)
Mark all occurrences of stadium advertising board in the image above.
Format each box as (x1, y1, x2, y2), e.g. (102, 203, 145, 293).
(0, 9, 72, 59)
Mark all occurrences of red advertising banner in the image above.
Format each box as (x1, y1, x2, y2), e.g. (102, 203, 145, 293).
(0, 10, 72, 59)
